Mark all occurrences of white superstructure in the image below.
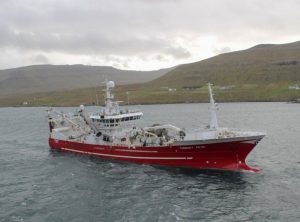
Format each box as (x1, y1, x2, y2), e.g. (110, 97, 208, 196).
(89, 81, 143, 129)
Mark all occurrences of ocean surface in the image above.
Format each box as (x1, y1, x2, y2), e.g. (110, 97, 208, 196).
(0, 102, 299, 222)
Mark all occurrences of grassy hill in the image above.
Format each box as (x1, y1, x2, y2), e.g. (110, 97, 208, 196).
(126, 40, 300, 104)
(0, 64, 173, 97)
(0, 41, 300, 106)
(147, 41, 300, 88)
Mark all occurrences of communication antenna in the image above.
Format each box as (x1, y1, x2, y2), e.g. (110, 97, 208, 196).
(95, 87, 99, 106)
(126, 91, 130, 105)
(208, 83, 218, 130)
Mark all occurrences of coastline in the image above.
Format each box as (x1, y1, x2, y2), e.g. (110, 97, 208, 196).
(0, 100, 297, 108)
(0, 84, 299, 107)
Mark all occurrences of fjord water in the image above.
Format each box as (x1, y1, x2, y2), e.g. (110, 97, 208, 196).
(0, 103, 299, 222)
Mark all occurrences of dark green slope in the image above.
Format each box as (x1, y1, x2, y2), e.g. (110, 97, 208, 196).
(148, 41, 300, 88)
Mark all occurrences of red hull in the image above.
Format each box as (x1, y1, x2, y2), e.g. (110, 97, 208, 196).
(49, 136, 263, 172)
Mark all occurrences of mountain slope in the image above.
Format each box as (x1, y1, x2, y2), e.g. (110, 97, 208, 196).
(0, 64, 174, 97)
(147, 41, 300, 88)
(1, 41, 300, 106)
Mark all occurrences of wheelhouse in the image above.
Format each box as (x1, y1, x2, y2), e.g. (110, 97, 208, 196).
(90, 112, 143, 128)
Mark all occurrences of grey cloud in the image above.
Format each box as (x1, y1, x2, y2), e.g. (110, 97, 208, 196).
(0, 25, 189, 58)
(155, 54, 169, 62)
(0, 0, 299, 69)
(2, 1, 300, 45)
(164, 46, 191, 59)
(213, 47, 231, 55)
(33, 54, 49, 64)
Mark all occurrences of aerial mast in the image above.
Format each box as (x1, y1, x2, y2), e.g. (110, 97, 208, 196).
(104, 80, 115, 115)
(208, 83, 218, 130)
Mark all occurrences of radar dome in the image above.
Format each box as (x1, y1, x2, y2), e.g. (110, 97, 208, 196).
(107, 81, 115, 88)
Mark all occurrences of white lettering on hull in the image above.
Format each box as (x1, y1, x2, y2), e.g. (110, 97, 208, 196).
(115, 149, 158, 153)
(61, 147, 193, 160)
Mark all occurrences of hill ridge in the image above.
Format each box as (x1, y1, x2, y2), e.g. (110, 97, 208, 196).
(147, 40, 300, 88)
(0, 64, 174, 97)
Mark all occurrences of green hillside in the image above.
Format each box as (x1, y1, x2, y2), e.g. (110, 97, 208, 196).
(1, 41, 300, 107)
(129, 40, 300, 104)
(147, 41, 300, 88)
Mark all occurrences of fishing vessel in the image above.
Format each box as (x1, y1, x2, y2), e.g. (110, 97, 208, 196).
(48, 81, 265, 172)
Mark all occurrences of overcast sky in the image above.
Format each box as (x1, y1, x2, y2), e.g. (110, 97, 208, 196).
(0, 0, 299, 70)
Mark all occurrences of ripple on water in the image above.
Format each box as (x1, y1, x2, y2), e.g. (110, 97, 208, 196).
(0, 103, 300, 221)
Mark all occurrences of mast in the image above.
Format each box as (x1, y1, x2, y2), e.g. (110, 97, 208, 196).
(104, 80, 115, 115)
(208, 83, 218, 130)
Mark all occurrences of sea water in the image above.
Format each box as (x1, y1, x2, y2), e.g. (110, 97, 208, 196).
(0, 103, 299, 221)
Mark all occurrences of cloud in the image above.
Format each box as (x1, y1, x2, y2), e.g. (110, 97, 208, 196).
(164, 46, 191, 59)
(213, 46, 231, 55)
(33, 54, 49, 64)
(0, 0, 299, 70)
